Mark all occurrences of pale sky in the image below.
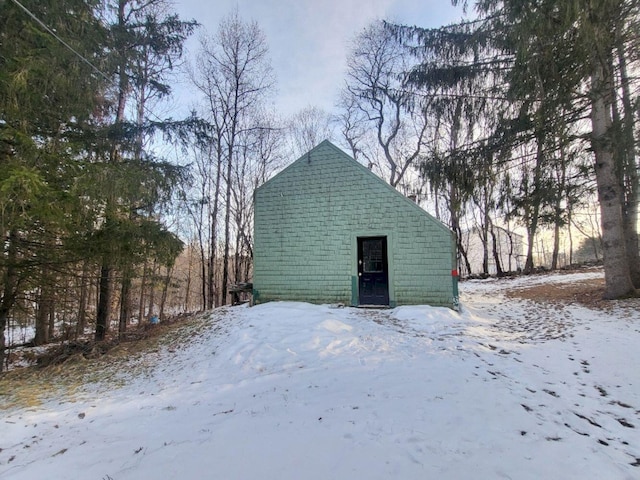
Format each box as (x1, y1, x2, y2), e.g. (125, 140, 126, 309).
(172, 0, 466, 117)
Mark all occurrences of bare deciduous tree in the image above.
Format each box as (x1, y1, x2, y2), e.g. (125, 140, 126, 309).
(286, 105, 334, 158)
(191, 10, 275, 306)
(341, 21, 430, 188)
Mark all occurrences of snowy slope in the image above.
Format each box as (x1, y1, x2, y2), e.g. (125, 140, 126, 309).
(1, 270, 639, 479)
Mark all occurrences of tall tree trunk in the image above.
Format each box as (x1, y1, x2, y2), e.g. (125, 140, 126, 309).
(208, 246, 215, 308)
(234, 225, 241, 284)
(119, 270, 132, 335)
(208, 145, 223, 309)
(222, 154, 233, 306)
(0, 308, 8, 372)
(95, 264, 111, 341)
(35, 238, 56, 345)
(185, 245, 193, 311)
(61, 277, 70, 339)
(489, 221, 504, 277)
(567, 209, 574, 266)
(552, 141, 568, 270)
(75, 261, 90, 339)
(244, 248, 251, 283)
(138, 261, 148, 322)
(96, 0, 128, 340)
(506, 229, 515, 272)
(524, 139, 545, 273)
(481, 225, 489, 275)
(551, 214, 561, 270)
(616, 39, 640, 287)
(159, 265, 172, 320)
(454, 227, 472, 277)
(524, 215, 536, 273)
(592, 236, 601, 262)
(147, 261, 157, 319)
(47, 300, 55, 342)
(450, 204, 471, 276)
(481, 186, 491, 275)
(34, 281, 51, 346)
(0, 230, 20, 372)
(199, 240, 207, 309)
(590, 62, 635, 298)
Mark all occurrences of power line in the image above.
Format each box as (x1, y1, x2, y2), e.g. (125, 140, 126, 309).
(11, 0, 168, 125)
(10, 0, 112, 84)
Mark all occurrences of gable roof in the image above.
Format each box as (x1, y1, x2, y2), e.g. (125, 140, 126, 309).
(256, 140, 451, 235)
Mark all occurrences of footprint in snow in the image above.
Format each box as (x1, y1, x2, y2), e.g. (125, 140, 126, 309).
(616, 418, 635, 428)
(595, 385, 608, 397)
(573, 412, 602, 428)
(580, 360, 590, 373)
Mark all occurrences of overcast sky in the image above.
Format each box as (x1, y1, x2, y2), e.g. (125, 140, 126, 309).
(171, 0, 467, 118)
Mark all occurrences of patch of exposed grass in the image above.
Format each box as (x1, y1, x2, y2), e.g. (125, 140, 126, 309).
(0, 311, 220, 411)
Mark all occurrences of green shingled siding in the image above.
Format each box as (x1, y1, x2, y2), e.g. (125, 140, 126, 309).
(253, 141, 456, 308)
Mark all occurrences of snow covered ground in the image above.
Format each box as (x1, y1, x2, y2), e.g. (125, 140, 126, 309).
(1, 270, 639, 479)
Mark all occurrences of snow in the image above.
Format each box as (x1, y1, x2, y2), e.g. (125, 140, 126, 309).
(2, 270, 639, 479)
(4, 324, 34, 347)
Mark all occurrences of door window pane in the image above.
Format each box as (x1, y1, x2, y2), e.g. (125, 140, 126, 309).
(363, 239, 383, 272)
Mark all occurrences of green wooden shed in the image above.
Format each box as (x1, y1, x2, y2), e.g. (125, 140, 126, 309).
(252, 140, 458, 308)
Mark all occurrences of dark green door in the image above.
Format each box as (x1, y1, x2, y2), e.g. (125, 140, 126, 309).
(357, 237, 389, 306)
